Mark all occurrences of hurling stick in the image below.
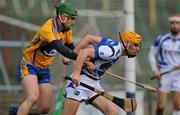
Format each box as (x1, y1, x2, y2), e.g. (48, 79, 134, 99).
(96, 68, 157, 92)
(104, 71, 157, 92)
(150, 66, 180, 80)
(64, 76, 137, 112)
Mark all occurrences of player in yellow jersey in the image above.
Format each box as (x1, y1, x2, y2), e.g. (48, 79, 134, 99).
(9, 2, 78, 115)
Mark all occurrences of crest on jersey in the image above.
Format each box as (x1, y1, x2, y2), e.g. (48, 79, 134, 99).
(100, 52, 104, 55)
(74, 90, 80, 96)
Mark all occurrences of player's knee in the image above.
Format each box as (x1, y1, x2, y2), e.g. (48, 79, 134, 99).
(158, 100, 166, 109)
(27, 94, 39, 104)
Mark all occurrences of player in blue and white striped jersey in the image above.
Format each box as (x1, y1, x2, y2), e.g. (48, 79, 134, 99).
(77, 38, 121, 81)
(148, 14, 180, 115)
(61, 31, 142, 115)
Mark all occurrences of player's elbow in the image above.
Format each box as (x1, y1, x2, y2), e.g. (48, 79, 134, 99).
(84, 34, 98, 44)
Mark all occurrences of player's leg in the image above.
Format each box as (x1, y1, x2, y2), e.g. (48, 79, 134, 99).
(61, 98, 80, 115)
(172, 92, 180, 115)
(172, 72, 180, 115)
(156, 91, 167, 115)
(31, 69, 52, 114)
(9, 61, 40, 115)
(90, 95, 119, 115)
(61, 80, 86, 115)
(156, 74, 171, 115)
(17, 75, 40, 115)
(30, 83, 52, 114)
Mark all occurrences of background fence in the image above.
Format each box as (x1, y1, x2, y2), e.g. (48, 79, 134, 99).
(0, 0, 179, 115)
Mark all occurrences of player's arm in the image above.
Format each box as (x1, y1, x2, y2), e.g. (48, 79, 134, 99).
(72, 47, 95, 85)
(50, 40, 77, 60)
(40, 23, 77, 60)
(65, 43, 75, 50)
(61, 43, 75, 65)
(148, 35, 161, 79)
(148, 46, 159, 71)
(74, 35, 101, 54)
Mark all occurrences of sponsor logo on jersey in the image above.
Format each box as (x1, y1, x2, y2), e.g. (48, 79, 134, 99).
(74, 90, 80, 96)
(100, 52, 104, 55)
(43, 49, 57, 56)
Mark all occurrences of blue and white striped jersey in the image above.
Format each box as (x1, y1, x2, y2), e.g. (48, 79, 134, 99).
(81, 38, 122, 80)
(148, 33, 180, 72)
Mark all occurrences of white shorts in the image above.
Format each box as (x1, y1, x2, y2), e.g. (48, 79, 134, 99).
(65, 74, 104, 103)
(159, 70, 180, 93)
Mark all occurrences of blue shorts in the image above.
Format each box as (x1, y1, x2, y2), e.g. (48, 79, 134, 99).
(17, 60, 51, 84)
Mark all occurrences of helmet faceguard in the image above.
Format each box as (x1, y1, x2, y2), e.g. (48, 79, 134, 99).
(55, 3, 78, 31)
(119, 31, 142, 58)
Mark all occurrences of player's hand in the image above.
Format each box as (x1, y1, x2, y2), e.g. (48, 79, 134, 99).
(72, 74, 80, 86)
(153, 70, 161, 80)
(62, 57, 73, 66)
(84, 61, 95, 71)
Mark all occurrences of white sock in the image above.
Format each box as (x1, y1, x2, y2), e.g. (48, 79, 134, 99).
(173, 110, 180, 115)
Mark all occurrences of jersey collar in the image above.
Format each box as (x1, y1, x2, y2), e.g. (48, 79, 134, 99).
(55, 17, 61, 32)
(55, 17, 70, 32)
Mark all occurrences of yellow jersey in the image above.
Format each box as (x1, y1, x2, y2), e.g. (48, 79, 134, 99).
(22, 18, 73, 69)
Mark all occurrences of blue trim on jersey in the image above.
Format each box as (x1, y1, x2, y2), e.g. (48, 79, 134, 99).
(158, 60, 168, 66)
(108, 45, 115, 57)
(153, 35, 162, 47)
(97, 59, 118, 76)
(94, 38, 119, 60)
(94, 38, 108, 59)
(67, 82, 75, 89)
(81, 70, 100, 80)
(83, 38, 121, 80)
(55, 17, 61, 32)
(115, 49, 120, 56)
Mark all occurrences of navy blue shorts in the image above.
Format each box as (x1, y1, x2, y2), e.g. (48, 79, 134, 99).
(17, 60, 51, 84)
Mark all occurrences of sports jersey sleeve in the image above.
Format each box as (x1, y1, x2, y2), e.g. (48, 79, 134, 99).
(65, 43, 75, 50)
(148, 35, 162, 71)
(94, 38, 115, 60)
(50, 40, 77, 60)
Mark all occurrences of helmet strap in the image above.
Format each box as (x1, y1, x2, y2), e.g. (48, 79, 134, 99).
(59, 14, 66, 23)
(119, 32, 131, 58)
(58, 14, 71, 32)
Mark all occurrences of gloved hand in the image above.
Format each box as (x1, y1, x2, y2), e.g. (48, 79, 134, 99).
(62, 57, 73, 66)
